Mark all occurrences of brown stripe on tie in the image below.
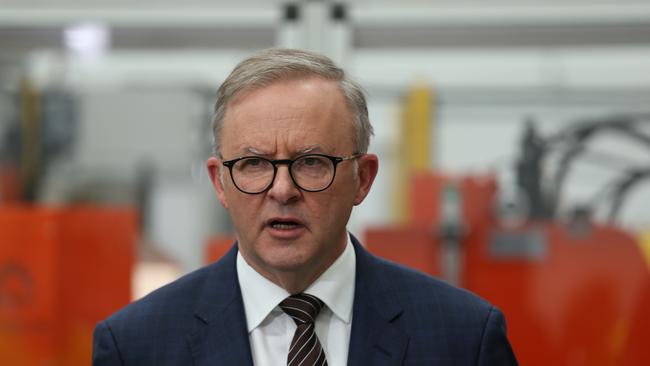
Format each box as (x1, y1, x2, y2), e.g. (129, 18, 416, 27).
(279, 294, 328, 366)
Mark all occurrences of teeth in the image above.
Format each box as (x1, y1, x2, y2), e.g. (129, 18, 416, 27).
(271, 222, 298, 229)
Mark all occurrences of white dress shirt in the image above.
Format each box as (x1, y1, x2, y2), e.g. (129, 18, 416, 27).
(236, 234, 356, 366)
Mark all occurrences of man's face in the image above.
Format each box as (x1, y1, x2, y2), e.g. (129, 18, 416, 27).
(207, 77, 377, 286)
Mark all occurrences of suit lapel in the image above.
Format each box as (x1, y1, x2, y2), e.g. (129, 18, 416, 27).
(184, 237, 410, 365)
(187, 244, 254, 366)
(347, 237, 409, 366)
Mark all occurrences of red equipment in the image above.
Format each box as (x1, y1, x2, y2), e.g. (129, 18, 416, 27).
(0, 206, 136, 366)
(365, 173, 650, 366)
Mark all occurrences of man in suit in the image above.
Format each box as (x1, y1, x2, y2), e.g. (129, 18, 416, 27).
(93, 48, 518, 365)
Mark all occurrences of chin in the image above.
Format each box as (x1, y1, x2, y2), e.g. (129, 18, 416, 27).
(262, 252, 312, 272)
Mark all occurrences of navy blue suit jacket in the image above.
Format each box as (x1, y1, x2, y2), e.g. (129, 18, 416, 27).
(93, 237, 518, 365)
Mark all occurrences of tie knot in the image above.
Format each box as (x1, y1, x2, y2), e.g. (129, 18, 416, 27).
(279, 293, 324, 325)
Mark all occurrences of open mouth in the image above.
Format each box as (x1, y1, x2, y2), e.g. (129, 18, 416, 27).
(269, 220, 302, 230)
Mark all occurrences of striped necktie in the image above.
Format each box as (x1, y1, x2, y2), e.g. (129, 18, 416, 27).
(279, 293, 328, 366)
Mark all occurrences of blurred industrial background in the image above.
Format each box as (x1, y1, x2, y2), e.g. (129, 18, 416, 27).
(1, 0, 650, 365)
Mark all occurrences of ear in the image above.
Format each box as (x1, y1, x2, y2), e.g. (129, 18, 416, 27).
(353, 153, 379, 205)
(206, 156, 229, 209)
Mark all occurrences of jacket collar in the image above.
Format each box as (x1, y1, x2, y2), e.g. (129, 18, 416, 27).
(188, 244, 254, 366)
(186, 236, 410, 366)
(347, 235, 409, 366)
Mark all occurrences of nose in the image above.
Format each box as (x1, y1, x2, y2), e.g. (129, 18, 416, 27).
(267, 165, 301, 204)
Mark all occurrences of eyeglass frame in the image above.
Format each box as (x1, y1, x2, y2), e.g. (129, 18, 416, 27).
(221, 153, 364, 194)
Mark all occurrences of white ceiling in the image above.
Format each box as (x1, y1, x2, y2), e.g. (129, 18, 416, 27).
(1, 1, 650, 71)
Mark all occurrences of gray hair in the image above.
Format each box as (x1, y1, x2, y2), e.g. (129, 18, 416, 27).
(211, 48, 373, 155)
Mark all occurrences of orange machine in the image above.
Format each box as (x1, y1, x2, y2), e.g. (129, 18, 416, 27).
(365, 173, 650, 366)
(205, 235, 236, 264)
(0, 164, 21, 203)
(0, 205, 136, 366)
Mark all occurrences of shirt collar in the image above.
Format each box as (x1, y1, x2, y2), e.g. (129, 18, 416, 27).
(237, 234, 356, 332)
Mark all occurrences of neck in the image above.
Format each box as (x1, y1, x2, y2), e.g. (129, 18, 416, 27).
(242, 235, 348, 295)
(273, 272, 322, 295)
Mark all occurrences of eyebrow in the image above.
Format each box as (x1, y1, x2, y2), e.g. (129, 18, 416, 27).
(240, 146, 326, 157)
(296, 146, 322, 154)
(244, 147, 271, 156)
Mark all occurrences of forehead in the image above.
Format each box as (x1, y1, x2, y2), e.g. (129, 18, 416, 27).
(220, 77, 356, 155)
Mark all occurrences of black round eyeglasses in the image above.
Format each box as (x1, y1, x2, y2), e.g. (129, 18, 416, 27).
(221, 153, 362, 194)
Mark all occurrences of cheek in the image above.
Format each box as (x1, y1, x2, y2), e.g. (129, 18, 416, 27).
(224, 192, 262, 221)
(305, 186, 354, 223)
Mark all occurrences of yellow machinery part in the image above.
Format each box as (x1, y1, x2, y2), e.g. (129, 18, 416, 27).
(638, 230, 650, 271)
(394, 82, 435, 223)
(19, 78, 41, 201)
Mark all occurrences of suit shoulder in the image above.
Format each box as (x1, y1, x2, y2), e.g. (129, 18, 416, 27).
(93, 262, 227, 365)
(103, 263, 213, 328)
(364, 255, 517, 364)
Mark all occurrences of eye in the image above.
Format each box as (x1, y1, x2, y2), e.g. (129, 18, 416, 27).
(237, 157, 268, 172)
(303, 157, 321, 166)
(294, 155, 329, 171)
(244, 158, 262, 166)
